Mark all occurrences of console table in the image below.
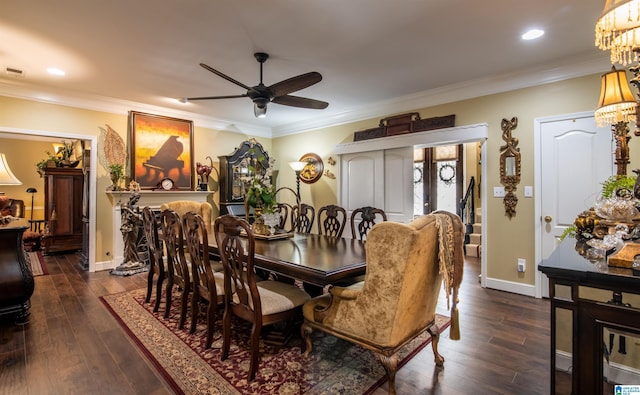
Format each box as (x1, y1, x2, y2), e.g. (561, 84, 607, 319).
(538, 239, 640, 394)
(0, 218, 35, 323)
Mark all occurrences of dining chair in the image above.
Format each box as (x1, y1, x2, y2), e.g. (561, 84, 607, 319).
(274, 202, 292, 232)
(291, 203, 315, 234)
(141, 206, 165, 313)
(214, 214, 311, 380)
(183, 211, 225, 348)
(160, 200, 223, 273)
(317, 204, 347, 238)
(350, 206, 387, 240)
(160, 208, 191, 326)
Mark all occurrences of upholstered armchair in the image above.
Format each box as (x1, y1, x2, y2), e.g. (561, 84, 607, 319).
(160, 200, 221, 271)
(159, 200, 212, 226)
(301, 212, 464, 395)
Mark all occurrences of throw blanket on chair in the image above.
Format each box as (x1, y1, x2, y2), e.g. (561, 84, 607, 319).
(433, 211, 464, 340)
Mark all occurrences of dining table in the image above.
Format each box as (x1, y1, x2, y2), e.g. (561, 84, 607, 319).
(206, 230, 367, 290)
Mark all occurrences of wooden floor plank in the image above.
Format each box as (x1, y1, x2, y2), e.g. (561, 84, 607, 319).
(0, 253, 561, 394)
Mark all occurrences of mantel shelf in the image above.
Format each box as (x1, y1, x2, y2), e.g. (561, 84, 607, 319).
(106, 190, 211, 206)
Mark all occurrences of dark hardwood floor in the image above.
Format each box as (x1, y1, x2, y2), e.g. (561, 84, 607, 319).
(0, 252, 560, 394)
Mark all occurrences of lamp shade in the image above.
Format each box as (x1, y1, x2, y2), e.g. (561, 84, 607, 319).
(289, 161, 306, 172)
(595, 66, 637, 127)
(0, 153, 22, 185)
(596, 0, 640, 64)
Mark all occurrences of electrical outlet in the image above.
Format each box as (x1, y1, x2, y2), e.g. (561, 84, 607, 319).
(517, 258, 526, 272)
(493, 186, 505, 198)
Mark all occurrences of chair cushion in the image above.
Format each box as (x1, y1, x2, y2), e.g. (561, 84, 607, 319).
(256, 280, 310, 315)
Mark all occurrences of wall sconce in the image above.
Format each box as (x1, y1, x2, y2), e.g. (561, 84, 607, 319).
(595, 66, 637, 175)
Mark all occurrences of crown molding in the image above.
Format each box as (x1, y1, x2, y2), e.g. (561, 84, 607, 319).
(0, 51, 611, 140)
(271, 51, 611, 137)
(0, 81, 273, 138)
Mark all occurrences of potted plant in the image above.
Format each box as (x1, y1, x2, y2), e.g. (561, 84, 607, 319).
(108, 164, 124, 191)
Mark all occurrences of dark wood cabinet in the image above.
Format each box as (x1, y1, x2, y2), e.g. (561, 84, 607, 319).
(539, 239, 640, 394)
(218, 140, 270, 216)
(42, 167, 84, 254)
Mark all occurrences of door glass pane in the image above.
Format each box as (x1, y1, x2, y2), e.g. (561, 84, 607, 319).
(436, 160, 457, 214)
(413, 162, 423, 217)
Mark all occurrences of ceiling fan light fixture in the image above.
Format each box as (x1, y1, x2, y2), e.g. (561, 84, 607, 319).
(253, 97, 269, 118)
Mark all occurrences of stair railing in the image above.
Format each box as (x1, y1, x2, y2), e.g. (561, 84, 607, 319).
(459, 176, 475, 244)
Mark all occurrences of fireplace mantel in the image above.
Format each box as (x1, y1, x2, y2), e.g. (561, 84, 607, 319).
(106, 190, 211, 268)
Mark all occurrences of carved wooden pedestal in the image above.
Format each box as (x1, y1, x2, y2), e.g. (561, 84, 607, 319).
(0, 219, 35, 323)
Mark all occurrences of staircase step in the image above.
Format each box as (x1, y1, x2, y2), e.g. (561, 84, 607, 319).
(475, 208, 482, 224)
(469, 233, 481, 245)
(465, 243, 481, 257)
(473, 223, 482, 234)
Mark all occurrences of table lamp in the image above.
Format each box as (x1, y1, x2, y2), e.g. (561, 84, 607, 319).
(0, 153, 22, 215)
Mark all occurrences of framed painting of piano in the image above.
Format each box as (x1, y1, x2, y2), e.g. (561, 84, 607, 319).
(129, 111, 194, 190)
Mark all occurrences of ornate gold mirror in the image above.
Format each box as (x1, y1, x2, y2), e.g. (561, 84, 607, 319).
(499, 117, 521, 218)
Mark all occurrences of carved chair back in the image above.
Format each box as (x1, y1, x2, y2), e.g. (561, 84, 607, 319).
(350, 206, 388, 241)
(183, 211, 222, 348)
(160, 208, 191, 324)
(317, 204, 347, 238)
(291, 203, 315, 234)
(142, 206, 165, 312)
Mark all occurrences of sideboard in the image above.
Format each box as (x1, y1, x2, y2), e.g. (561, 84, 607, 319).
(0, 218, 35, 323)
(539, 239, 640, 394)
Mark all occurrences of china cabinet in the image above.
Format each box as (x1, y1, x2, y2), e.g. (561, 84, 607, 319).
(42, 167, 84, 254)
(218, 141, 270, 216)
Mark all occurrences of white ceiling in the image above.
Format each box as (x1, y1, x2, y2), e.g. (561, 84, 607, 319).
(0, 0, 612, 137)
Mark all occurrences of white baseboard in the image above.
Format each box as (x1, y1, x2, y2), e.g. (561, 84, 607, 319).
(556, 350, 640, 385)
(94, 259, 117, 272)
(484, 277, 536, 297)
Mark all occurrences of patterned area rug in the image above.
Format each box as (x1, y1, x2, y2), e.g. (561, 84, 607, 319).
(101, 288, 450, 395)
(25, 251, 47, 276)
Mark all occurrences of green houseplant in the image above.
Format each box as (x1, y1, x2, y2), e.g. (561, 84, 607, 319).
(108, 164, 124, 191)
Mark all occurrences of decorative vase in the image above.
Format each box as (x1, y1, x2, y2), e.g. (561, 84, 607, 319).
(110, 172, 120, 191)
(262, 212, 281, 235)
(253, 207, 270, 236)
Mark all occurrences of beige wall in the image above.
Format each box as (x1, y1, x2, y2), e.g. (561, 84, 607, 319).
(272, 73, 640, 288)
(0, 96, 270, 263)
(3, 72, 640, 288)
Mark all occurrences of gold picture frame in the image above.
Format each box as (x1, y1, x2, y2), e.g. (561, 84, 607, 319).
(299, 152, 324, 184)
(129, 111, 194, 190)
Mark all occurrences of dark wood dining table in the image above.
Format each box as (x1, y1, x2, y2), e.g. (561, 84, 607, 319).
(206, 231, 367, 288)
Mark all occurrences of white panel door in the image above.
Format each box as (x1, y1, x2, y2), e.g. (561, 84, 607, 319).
(536, 113, 613, 297)
(384, 147, 414, 223)
(340, 147, 413, 236)
(340, 150, 384, 212)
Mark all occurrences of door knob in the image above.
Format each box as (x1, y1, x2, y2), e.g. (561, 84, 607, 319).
(544, 215, 552, 223)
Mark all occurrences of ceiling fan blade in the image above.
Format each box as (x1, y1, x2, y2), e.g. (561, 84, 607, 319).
(199, 63, 251, 91)
(186, 94, 248, 101)
(272, 95, 329, 109)
(268, 72, 322, 98)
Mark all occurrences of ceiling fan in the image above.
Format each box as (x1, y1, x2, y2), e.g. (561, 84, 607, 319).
(183, 52, 329, 118)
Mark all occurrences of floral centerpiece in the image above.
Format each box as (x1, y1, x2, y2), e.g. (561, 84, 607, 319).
(240, 143, 280, 235)
(242, 157, 276, 213)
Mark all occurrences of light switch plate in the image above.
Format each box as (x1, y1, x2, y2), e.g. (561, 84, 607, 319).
(493, 186, 505, 198)
(524, 186, 533, 197)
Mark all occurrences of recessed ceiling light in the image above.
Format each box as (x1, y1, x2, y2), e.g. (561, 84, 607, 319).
(522, 29, 544, 40)
(46, 67, 66, 76)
